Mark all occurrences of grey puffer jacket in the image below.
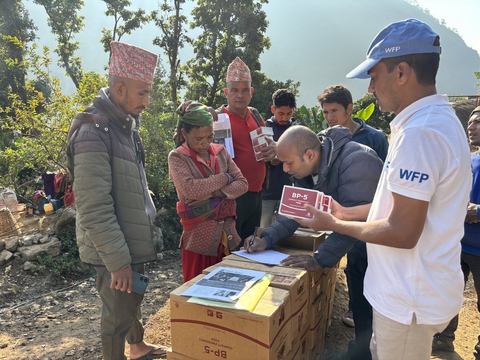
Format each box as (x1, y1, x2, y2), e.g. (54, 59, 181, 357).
(67, 88, 157, 272)
(261, 126, 383, 268)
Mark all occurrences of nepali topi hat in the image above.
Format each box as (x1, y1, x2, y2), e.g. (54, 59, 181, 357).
(109, 41, 158, 84)
(226, 57, 251, 83)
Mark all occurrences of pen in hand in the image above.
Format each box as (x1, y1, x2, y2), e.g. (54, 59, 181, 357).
(249, 226, 259, 248)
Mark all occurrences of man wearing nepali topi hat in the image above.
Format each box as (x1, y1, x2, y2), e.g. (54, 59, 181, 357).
(67, 41, 167, 360)
(216, 57, 277, 243)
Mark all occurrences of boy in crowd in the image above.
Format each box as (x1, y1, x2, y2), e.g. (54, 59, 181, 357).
(260, 89, 298, 228)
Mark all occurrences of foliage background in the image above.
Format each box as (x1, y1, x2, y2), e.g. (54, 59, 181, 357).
(0, 0, 478, 249)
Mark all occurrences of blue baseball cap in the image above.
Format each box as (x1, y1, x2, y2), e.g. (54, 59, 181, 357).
(346, 18, 440, 79)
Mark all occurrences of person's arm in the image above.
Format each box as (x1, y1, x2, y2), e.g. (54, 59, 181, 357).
(297, 192, 428, 249)
(168, 151, 229, 200)
(217, 149, 248, 199)
(244, 215, 300, 252)
(329, 198, 372, 221)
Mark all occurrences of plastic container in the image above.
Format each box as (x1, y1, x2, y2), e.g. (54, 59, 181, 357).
(2, 188, 18, 212)
(44, 203, 54, 215)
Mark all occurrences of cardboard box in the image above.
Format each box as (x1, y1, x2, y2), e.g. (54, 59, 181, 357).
(250, 126, 274, 139)
(171, 274, 292, 360)
(276, 230, 326, 253)
(166, 350, 196, 360)
(308, 292, 328, 349)
(204, 260, 309, 343)
(250, 127, 273, 161)
(274, 246, 323, 304)
(252, 136, 269, 161)
(278, 186, 332, 220)
(278, 186, 322, 219)
(285, 322, 310, 360)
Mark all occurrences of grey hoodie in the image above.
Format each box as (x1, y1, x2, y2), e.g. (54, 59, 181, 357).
(261, 126, 383, 268)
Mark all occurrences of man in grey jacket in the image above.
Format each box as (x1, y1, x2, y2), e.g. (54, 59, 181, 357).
(67, 42, 166, 360)
(246, 125, 382, 360)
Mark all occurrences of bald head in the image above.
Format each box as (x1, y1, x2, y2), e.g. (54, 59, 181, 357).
(277, 126, 321, 157)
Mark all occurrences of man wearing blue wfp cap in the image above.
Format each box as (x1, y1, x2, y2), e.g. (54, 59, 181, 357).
(294, 19, 472, 359)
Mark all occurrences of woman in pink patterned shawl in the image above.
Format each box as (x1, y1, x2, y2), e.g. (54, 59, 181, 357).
(168, 101, 248, 282)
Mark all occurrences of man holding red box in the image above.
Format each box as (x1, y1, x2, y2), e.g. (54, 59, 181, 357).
(246, 124, 383, 360)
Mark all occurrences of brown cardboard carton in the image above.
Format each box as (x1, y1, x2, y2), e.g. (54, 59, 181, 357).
(276, 229, 326, 252)
(275, 246, 324, 305)
(308, 292, 328, 349)
(285, 321, 310, 360)
(170, 274, 292, 360)
(166, 350, 196, 360)
(204, 260, 309, 343)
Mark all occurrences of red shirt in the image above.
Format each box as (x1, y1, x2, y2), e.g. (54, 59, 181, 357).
(223, 106, 265, 192)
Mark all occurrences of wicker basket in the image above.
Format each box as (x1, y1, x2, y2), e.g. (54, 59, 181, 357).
(0, 207, 20, 239)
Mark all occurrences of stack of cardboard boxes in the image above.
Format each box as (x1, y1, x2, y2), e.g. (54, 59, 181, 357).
(168, 230, 338, 360)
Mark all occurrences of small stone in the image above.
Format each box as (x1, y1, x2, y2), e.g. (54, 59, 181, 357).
(65, 349, 75, 356)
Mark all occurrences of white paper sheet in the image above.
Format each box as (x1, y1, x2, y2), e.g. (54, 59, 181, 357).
(213, 113, 235, 158)
(232, 250, 290, 266)
(180, 266, 266, 302)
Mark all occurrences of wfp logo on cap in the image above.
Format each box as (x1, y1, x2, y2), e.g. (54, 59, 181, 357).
(385, 46, 401, 53)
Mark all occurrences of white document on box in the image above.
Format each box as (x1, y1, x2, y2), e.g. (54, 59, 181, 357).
(180, 266, 265, 302)
(232, 250, 289, 266)
(213, 113, 235, 158)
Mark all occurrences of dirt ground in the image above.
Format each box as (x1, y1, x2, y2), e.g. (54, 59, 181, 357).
(1, 232, 479, 360)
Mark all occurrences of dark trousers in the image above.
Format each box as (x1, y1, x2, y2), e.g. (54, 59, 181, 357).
(346, 241, 373, 360)
(440, 251, 480, 340)
(96, 264, 145, 360)
(235, 191, 262, 246)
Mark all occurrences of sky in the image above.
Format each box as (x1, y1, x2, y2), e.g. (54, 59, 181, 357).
(413, 0, 480, 56)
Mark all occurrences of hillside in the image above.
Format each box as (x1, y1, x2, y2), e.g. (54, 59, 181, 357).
(24, 0, 480, 106)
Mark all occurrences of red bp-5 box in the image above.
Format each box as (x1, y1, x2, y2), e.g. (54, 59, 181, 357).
(250, 127, 274, 161)
(278, 186, 331, 220)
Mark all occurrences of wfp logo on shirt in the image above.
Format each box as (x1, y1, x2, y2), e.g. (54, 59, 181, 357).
(399, 169, 429, 183)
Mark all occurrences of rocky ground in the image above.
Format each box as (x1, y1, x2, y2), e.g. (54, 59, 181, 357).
(0, 215, 479, 360)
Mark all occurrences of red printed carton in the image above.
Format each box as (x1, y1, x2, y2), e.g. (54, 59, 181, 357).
(278, 186, 331, 220)
(250, 127, 273, 161)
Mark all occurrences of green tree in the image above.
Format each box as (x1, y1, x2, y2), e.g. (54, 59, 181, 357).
(297, 105, 327, 133)
(0, 2, 37, 181)
(152, 0, 190, 105)
(100, 0, 151, 55)
(184, 0, 270, 106)
(353, 93, 394, 135)
(0, 0, 36, 105)
(33, 0, 85, 89)
(0, 45, 106, 195)
(138, 62, 176, 204)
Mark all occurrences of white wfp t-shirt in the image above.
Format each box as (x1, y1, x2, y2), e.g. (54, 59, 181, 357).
(364, 94, 472, 325)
